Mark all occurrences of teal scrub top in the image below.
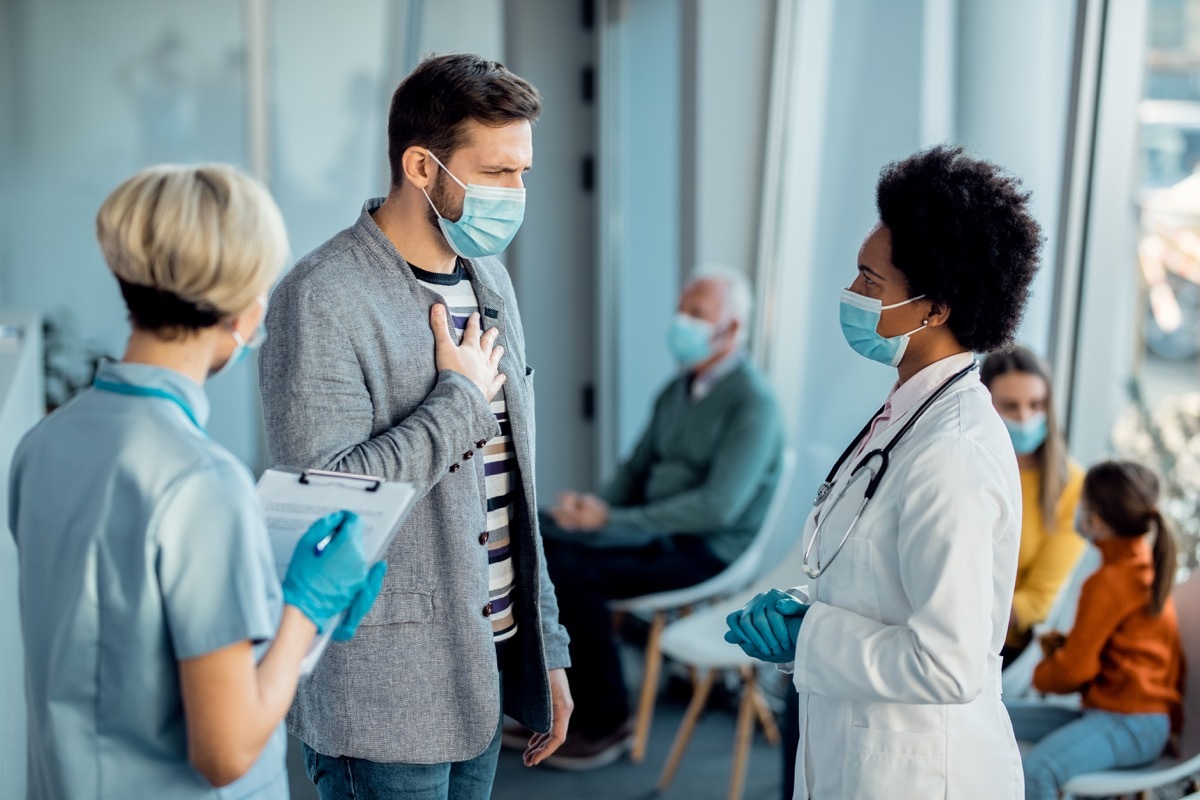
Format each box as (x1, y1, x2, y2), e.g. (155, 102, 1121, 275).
(8, 361, 287, 799)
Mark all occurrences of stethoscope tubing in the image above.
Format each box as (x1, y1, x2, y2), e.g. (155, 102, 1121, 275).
(802, 360, 979, 579)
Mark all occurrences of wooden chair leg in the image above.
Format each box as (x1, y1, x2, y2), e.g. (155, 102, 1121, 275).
(751, 684, 781, 745)
(656, 669, 718, 792)
(727, 666, 758, 800)
(630, 610, 665, 763)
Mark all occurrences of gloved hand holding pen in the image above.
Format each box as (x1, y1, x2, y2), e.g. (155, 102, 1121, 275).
(282, 510, 387, 638)
(724, 589, 809, 664)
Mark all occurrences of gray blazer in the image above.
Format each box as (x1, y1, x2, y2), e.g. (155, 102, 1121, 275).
(259, 199, 571, 763)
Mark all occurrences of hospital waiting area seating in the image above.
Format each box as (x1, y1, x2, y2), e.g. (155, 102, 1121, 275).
(1003, 543, 1200, 800)
(1057, 565, 1200, 799)
(611, 450, 796, 769)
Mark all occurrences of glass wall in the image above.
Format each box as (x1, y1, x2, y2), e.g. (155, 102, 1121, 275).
(0, 0, 501, 472)
(1112, 0, 1200, 567)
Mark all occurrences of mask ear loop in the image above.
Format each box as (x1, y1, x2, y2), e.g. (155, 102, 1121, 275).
(424, 149, 468, 190)
(421, 149, 468, 223)
(422, 186, 446, 221)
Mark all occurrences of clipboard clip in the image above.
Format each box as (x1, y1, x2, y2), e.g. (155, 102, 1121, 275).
(299, 469, 383, 493)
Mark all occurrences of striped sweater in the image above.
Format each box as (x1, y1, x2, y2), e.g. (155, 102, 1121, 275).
(412, 261, 518, 644)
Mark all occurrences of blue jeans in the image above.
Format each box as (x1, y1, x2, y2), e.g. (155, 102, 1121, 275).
(301, 714, 503, 800)
(1005, 701, 1170, 800)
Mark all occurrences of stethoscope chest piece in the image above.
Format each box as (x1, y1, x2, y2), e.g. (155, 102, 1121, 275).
(802, 461, 876, 579)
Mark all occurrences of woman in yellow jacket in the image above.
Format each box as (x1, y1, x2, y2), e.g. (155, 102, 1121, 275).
(981, 346, 1087, 665)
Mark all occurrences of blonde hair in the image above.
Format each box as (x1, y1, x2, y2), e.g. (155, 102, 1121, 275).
(96, 164, 288, 336)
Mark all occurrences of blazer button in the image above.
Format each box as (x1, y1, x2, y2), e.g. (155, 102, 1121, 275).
(449, 463, 460, 474)
(476, 439, 488, 449)
(463, 450, 474, 460)
(482, 602, 493, 617)
(479, 531, 490, 545)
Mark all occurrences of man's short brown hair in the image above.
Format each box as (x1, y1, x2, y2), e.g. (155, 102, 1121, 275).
(387, 53, 542, 189)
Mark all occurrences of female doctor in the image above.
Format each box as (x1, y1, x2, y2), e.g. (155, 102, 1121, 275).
(9, 165, 386, 799)
(727, 146, 1042, 799)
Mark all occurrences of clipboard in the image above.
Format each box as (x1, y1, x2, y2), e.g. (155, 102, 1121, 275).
(257, 468, 417, 674)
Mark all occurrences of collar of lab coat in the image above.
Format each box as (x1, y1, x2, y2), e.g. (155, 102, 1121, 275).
(885, 351, 977, 424)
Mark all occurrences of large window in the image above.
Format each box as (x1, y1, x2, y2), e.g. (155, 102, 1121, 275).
(1113, 0, 1200, 568)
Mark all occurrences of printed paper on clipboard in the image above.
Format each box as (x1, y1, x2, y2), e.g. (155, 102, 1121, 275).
(258, 468, 417, 674)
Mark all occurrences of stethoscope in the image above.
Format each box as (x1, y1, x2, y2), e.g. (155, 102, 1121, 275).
(802, 360, 979, 579)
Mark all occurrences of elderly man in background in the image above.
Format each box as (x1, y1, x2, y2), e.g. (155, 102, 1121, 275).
(536, 268, 784, 769)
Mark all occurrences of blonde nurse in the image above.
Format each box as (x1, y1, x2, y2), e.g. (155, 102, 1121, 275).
(9, 165, 385, 799)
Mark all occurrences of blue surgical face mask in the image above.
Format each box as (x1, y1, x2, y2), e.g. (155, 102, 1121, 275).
(1074, 506, 1093, 541)
(1003, 412, 1048, 456)
(423, 151, 526, 259)
(211, 299, 267, 379)
(667, 313, 715, 367)
(838, 288, 927, 367)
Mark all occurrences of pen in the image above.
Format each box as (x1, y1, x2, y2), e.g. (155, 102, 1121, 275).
(314, 513, 347, 556)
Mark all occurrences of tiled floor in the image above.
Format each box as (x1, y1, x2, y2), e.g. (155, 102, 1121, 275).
(286, 684, 786, 800)
(491, 697, 784, 800)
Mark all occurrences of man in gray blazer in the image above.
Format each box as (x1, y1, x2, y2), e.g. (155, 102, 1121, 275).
(259, 54, 573, 799)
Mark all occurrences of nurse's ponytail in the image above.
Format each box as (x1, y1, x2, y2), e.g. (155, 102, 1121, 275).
(1082, 460, 1177, 615)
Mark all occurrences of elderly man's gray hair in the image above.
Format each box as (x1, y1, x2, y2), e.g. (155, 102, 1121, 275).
(688, 265, 754, 344)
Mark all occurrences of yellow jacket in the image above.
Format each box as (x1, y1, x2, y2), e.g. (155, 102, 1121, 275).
(1008, 463, 1087, 645)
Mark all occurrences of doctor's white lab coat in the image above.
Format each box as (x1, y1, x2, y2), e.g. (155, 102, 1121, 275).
(788, 368, 1023, 799)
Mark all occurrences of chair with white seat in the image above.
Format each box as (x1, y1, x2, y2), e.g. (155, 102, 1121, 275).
(1001, 544, 1100, 702)
(652, 516, 814, 800)
(612, 448, 796, 763)
(1058, 566, 1200, 799)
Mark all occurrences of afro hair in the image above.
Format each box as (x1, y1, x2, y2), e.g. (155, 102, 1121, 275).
(876, 145, 1043, 354)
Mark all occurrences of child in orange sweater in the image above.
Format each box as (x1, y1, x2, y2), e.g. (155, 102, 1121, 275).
(1005, 460, 1184, 800)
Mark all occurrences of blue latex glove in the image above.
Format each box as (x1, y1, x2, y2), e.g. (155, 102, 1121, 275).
(724, 591, 809, 663)
(332, 561, 388, 641)
(282, 511, 369, 633)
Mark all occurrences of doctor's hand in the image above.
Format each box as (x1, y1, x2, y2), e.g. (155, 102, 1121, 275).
(724, 589, 809, 663)
(431, 305, 506, 402)
(283, 511, 372, 634)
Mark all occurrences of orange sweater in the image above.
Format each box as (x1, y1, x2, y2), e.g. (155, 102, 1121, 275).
(1033, 535, 1184, 730)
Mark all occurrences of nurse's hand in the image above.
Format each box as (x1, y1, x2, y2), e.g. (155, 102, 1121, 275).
(724, 589, 808, 659)
(283, 511, 372, 634)
(331, 561, 388, 641)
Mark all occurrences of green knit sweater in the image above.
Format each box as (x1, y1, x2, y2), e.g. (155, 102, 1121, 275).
(599, 359, 784, 565)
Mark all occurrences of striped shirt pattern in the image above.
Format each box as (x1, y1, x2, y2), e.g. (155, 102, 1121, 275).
(412, 262, 518, 644)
